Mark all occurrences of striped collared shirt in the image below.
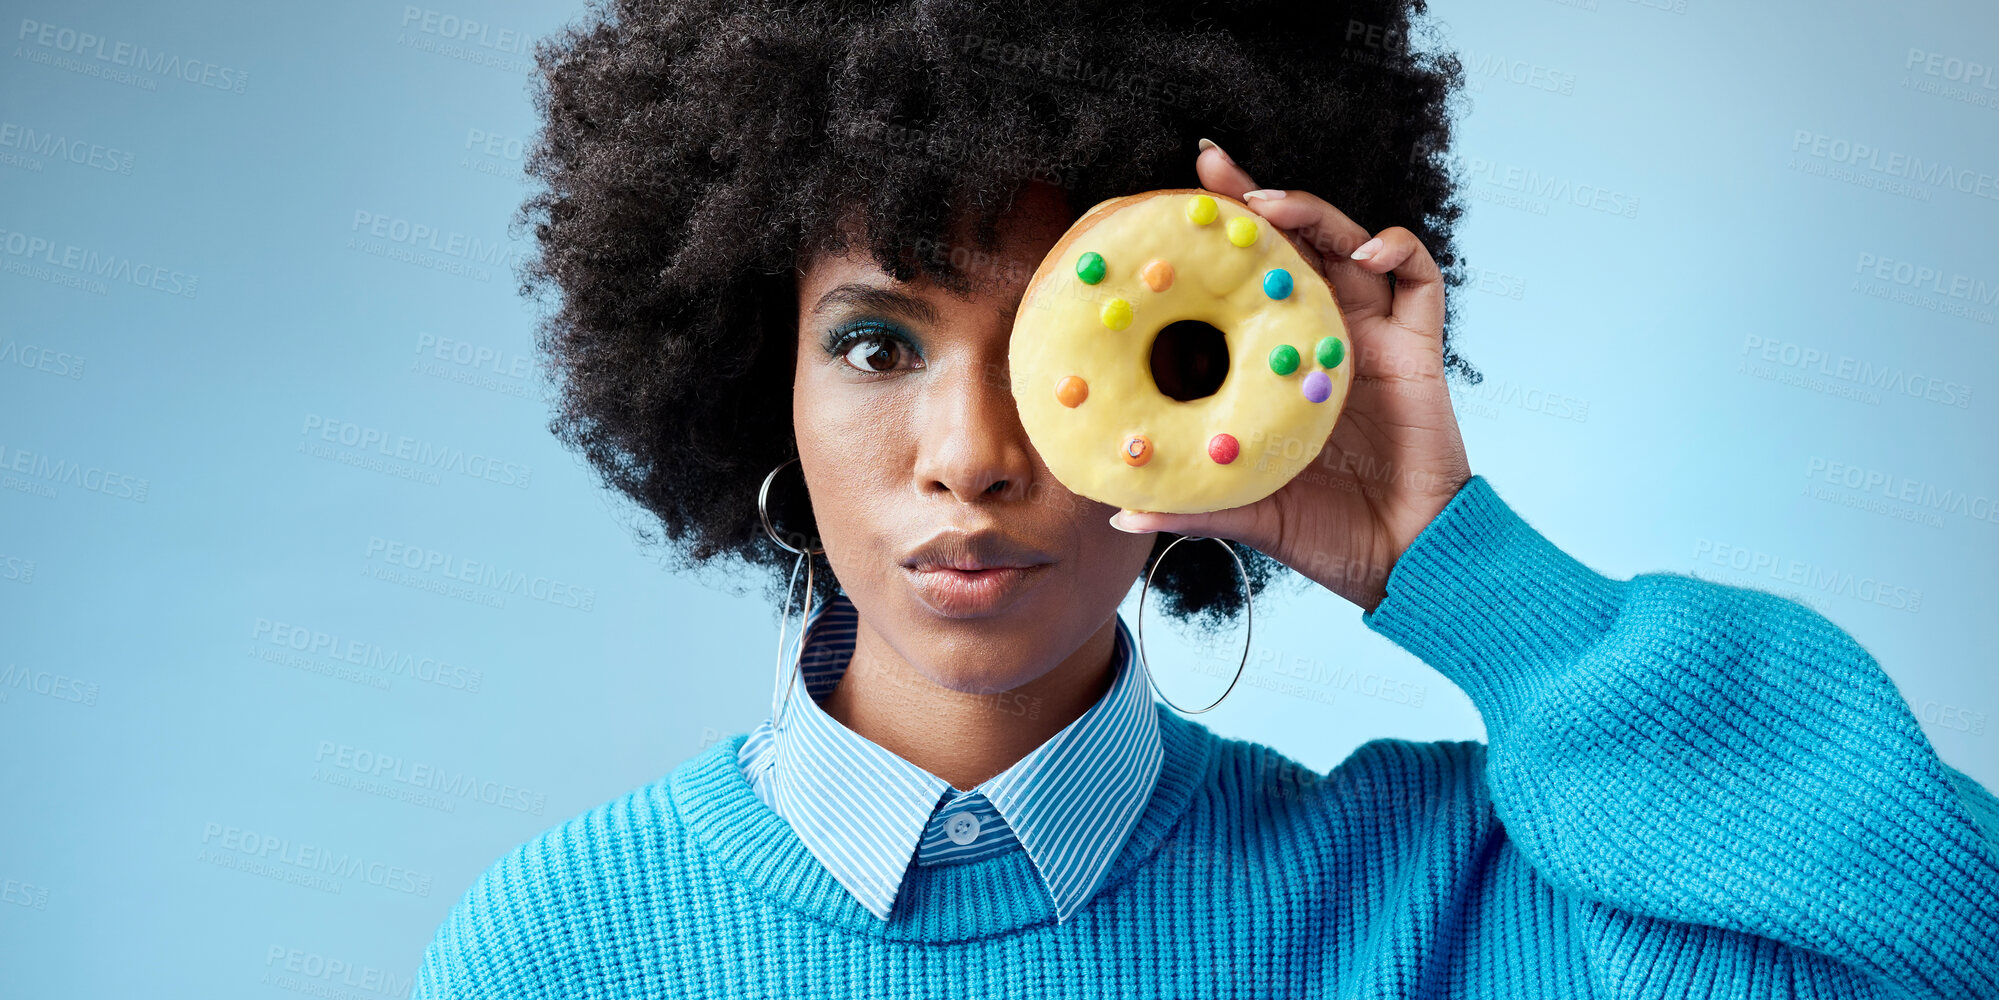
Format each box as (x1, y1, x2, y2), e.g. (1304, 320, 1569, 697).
(737, 590, 1164, 924)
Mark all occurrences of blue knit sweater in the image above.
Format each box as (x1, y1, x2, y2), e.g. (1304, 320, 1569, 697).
(410, 476, 1999, 998)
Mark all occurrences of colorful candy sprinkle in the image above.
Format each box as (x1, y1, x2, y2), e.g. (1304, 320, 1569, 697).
(1315, 336, 1345, 368)
(1140, 258, 1175, 293)
(1302, 370, 1332, 403)
(1208, 433, 1240, 465)
(1100, 297, 1133, 331)
(1076, 251, 1106, 285)
(1263, 268, 1293, 300)
(1226, 217, 1258, 247)
(1268, 344, 1300, 376)
(1186, 195, 1218, 226)
(1056, 375, 1089, 407)
(1122, 434, 1152, 466)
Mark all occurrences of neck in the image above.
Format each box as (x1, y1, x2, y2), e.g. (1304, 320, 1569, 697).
(820, 615, 1122, 791)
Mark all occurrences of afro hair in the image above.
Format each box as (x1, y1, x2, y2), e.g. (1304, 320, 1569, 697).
(517, 0, 1475, 628)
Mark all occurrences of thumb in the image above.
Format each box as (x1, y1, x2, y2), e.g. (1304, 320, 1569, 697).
(1109, 504, 1263, 546)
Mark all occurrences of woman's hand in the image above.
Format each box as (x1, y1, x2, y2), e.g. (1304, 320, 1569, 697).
(1109, 141, 1473, 613)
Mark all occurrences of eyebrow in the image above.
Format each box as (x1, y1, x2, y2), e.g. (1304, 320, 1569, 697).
(809, 282, 940, 326)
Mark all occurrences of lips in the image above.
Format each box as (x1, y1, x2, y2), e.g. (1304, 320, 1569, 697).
(902, 530, 1055, 618)
(905, 564, 1049, 618)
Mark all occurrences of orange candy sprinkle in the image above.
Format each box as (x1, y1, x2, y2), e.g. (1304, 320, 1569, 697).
(1055, 375, 1089, 407)
(1139, 258, 1175, 293)
(1122, 434, 1152, 466)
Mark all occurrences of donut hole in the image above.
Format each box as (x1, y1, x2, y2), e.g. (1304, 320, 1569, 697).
(1148, 320, 1231, 402)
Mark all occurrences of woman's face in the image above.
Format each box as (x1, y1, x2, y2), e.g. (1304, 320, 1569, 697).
(793, 182, 1157, 696)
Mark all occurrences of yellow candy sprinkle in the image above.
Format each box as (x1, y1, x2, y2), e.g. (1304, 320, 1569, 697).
(1186, 195, 1218, 226)
(1226, 216, 1259, 247)
(1100, 297, 1133, 330)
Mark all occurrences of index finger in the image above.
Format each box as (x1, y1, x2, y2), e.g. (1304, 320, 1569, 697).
(1239, 190, 1392, 323)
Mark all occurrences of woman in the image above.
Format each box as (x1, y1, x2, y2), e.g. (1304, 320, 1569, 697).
(413, 0, 1999, 996)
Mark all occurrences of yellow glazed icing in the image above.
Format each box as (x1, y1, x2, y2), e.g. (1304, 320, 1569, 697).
(1009, 190, 1353, 514)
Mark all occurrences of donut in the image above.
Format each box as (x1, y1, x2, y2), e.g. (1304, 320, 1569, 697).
(1007, 189, 1353, 514)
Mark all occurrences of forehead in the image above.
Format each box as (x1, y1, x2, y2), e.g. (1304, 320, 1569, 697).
(797, 182, 1077, 305)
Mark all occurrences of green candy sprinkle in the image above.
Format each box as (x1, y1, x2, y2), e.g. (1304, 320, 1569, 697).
(1316, 336, 1345, 369)
(1268, 344, 1300, 376)
(1076, 251, 1106, 285)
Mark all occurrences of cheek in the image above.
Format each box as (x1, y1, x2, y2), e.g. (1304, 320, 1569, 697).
(1074, 514, 1153, 584)
(797, 380, 905, 474)
(1039, 484, 1147, 580)
(794, 374, 914, 550)
(794, 357, 865, 447)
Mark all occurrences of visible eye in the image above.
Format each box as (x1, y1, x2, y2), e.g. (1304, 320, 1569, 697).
(844, 334, 905, 373)
(827, 321, 924, 375)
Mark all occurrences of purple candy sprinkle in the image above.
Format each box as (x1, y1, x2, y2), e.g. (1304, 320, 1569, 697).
(1302, 370, 1331, 403)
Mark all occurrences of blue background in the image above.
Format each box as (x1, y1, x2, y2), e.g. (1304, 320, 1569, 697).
(3, 0, 1995, 994)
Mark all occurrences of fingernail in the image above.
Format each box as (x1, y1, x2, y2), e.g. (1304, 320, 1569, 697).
(1110, 511, 1143, 533)
(1197, 137, 1235, 167)
(1242, 189, 1287, 202)
(1350, 237, 1384, 261)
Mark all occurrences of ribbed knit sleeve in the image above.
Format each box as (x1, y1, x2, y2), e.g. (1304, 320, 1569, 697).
(410, 841, 546, 1000)
(1360, 475, 1999, 999)
(409, 785, 675, 1000)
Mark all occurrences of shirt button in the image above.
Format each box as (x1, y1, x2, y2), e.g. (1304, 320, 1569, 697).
(944, 810, 981, 845)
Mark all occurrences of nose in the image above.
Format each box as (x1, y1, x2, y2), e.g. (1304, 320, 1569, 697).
(911, 359, 1035, 504)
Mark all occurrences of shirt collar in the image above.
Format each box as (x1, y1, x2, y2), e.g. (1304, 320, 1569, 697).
(738, 590, 1164, 924)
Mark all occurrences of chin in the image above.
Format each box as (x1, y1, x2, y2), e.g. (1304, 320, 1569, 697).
(934, 665, 1044, 698)
(904, 615, 1060, 693)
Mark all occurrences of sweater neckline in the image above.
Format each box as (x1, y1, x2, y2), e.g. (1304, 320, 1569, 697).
(669, 701, 1220, 942)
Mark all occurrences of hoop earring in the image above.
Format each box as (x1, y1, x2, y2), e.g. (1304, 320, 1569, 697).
(758, 456, 824, 732)
(1136, 535, 1252, 715)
